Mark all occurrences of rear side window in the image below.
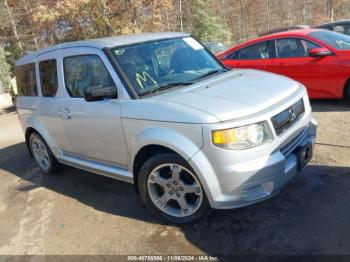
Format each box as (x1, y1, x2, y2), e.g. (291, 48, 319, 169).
(39, 59, 58, 97)
(226, 51, 239, 60)
(15, 63, 37, 96)
(63, 55, 114, 98)
(239, 41, 274, 60)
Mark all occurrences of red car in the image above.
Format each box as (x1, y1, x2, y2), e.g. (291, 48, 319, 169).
(218, 29, 350, 99)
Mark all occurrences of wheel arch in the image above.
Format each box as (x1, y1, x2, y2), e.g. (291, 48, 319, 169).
(131, 142, 218, 208)
(25, 127, 38, 157)
(133, 144, 179, 193)
(24, 124, 56, 158)
(130, 127, 204, 194)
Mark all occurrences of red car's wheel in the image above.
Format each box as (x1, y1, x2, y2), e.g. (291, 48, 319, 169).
(345, 81, 350, 101)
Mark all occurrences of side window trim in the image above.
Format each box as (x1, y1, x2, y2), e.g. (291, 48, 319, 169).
(35, 61, 41, 97)
(268, 39, 276, 58)
(63, 54, 117, 98)
(274, 38, 278, 58)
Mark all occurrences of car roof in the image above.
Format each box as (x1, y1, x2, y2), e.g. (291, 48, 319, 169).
(16, 32, 189, 66)
(232, 28, 323, 50)
(258, 25, 309, 36)
(314, 19, 350, 27)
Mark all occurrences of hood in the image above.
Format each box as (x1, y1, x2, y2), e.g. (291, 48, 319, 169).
(155, 69, 304, 123)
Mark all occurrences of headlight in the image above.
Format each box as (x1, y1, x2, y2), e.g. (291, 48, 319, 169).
(212, 122, 267, 150)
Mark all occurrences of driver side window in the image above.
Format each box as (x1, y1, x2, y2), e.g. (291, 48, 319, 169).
(64, 55, 115, 97)
(276, 38, 320, 58)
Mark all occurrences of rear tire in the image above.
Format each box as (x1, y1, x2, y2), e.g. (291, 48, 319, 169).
(29, 133, 60, 175)
(344, 81, 350, 101)
(138, 153, 211, 224)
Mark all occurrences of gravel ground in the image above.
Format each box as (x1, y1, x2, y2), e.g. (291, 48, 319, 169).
(0, 100, 349, 256)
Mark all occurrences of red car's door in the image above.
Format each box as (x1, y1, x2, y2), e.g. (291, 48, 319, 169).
(223, 40, 275, 71)
(268, 38, 339, 98)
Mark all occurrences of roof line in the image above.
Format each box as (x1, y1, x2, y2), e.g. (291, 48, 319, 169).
(16, 32, 190, 65)
(36, 45, 101, 58)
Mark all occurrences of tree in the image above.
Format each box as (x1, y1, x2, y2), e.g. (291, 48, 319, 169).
(141, 0, 174, 32)
(1, 0, 350, 67)
(3, 0, 23, 53)
(184, 0, 232, 42)
(0, 46, 11, 93)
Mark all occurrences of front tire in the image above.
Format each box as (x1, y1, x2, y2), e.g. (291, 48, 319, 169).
(29, 133, 60, 175)
(345, 82, 350, 101)
(344, 84, 350, 101)
(138, 153, 210, 224)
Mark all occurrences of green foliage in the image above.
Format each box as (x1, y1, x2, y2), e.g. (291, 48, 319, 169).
(186, 0, 232, 43)
(0, 47, 11, 90)
(1, 0, 350, 66)
(4, 42, 23, 67)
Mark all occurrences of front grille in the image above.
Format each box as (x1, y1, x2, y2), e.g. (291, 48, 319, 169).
(271, 99, 305, 135)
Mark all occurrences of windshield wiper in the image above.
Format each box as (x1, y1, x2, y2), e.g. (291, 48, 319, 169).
(139, 69, 227, 97)
(195, 69, 227, 80)
(140, 81, 194, 96)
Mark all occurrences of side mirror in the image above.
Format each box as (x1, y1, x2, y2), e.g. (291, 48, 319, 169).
(83, 85, 117, 102)
(308, 47, 332, 57)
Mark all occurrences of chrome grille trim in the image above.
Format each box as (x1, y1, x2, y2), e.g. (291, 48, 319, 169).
(271, 99, 305, 135)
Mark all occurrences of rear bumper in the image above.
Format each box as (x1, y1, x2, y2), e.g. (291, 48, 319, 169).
(190, 118, 317, 209)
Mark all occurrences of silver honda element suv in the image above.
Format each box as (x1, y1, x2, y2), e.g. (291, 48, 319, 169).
(15, 32, 317, 223)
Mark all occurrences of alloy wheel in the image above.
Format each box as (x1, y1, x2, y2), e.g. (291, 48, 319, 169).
(147, 163, 203, 218)
(31, 137, 51, 172)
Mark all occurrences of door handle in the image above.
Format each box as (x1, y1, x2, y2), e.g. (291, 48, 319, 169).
(63, 108, 72, 119)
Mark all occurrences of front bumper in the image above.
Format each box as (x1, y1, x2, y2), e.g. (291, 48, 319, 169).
(190, 118, 317, 209)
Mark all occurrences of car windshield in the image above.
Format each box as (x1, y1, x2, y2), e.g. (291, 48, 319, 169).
(110, 37, 225, 96)
(309, 30, 350, 50)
